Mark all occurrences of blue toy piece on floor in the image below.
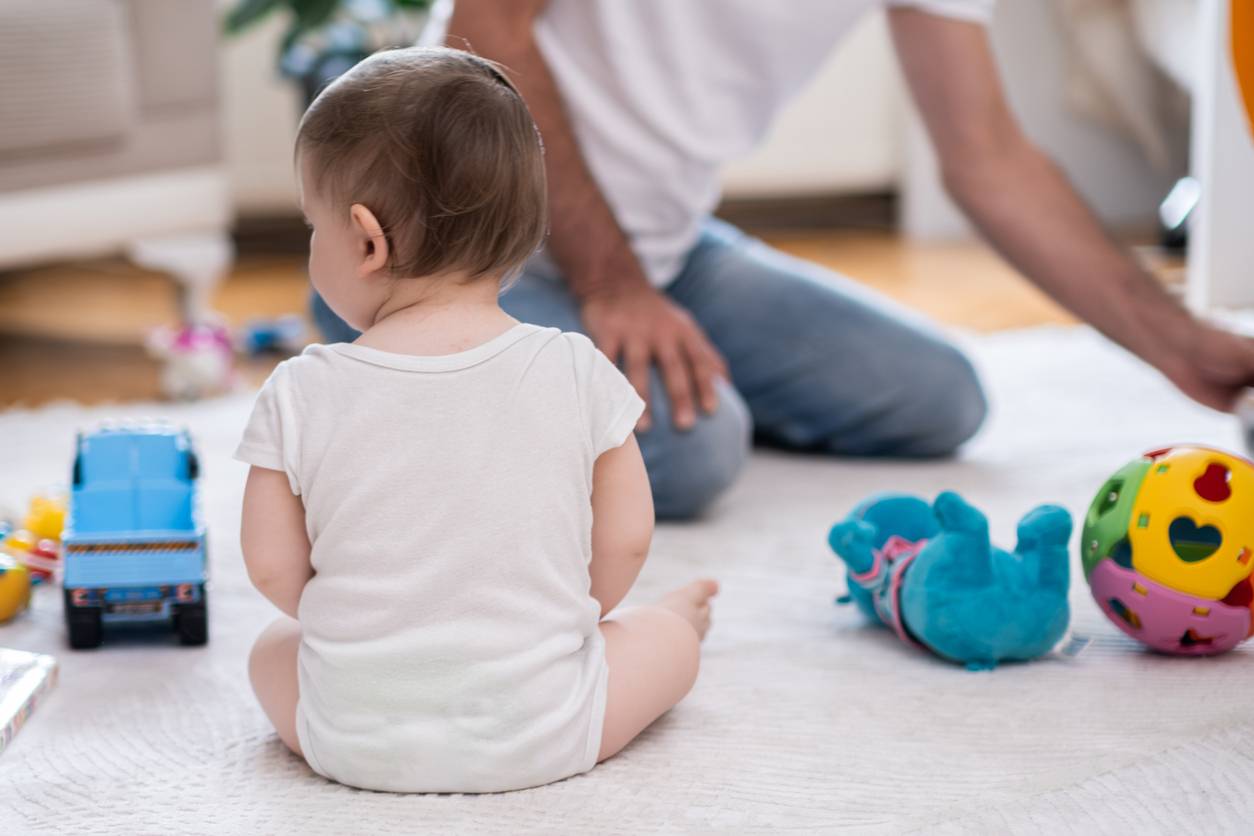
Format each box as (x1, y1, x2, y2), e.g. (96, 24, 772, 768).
(828, 491, 1072, 670)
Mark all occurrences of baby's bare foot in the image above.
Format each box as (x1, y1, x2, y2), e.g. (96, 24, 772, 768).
(660, 579, 719, 640)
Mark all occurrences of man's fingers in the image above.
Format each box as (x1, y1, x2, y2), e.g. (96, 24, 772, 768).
(658, 345, 697, 430)
(1240, 336, 1254, 374)
(686, 335, 725, 414)
(692, 357, 721, 416)
(623, 342, 653, 431)
(596, 330, 623, 365)
(702, 339, 729, 379)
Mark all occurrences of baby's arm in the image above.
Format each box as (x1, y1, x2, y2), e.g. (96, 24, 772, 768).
(240, 466, 312, 619)
(589, 434, 654, 617)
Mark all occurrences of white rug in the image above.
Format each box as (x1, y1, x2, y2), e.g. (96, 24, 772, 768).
(2, 326, 1252, 835)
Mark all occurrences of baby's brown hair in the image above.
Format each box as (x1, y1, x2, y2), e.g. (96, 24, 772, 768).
(296, 46, 547, 280)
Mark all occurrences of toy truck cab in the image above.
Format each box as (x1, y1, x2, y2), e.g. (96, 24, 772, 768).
(62, 425, 208, 649)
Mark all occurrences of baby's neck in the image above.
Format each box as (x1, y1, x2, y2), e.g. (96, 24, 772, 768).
(355, 274, 519, 357)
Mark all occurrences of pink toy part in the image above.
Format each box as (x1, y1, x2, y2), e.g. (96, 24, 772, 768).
(1090, 558, 1250, 655)
(858, 535, 927, 649)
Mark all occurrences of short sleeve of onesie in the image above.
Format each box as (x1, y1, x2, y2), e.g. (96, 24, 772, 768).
(567, 333, 645, 458)
(234, 362, 302, 495)
(884, 0, 994, 23)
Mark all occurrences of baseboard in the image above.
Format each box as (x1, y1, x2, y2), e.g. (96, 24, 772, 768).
(232, 214, 310, 255)
(715, 191, 896, 232)
(233, 192, 900, 256)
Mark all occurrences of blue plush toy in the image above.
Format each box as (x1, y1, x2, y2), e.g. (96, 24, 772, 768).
(827, 491, 1072, 670)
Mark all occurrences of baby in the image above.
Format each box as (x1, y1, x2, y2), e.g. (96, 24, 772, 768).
(234, 47, 717, 793)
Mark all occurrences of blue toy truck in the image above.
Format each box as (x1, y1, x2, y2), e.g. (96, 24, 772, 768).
(62, 425, 209, 649)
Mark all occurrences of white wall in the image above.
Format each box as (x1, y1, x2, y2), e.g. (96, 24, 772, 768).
(218, 11, 302, 214)
(1187, 0, 1254, 310)
(902, 0, 1190, 239)
(217, 1, 1189, 233)
(216, 7, 908, 214)
(720, 11, 905, 198)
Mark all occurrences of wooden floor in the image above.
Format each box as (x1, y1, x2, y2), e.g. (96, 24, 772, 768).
(0, 229, 1177, 407)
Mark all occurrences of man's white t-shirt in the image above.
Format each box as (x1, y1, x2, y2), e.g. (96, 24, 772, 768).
(533, 0, 994, 286)
(235, 324, 643, 793)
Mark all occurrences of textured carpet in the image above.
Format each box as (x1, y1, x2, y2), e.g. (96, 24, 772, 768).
(2, 326, 1252, 835)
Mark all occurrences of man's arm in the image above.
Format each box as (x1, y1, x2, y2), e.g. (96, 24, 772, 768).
(447, 0, 726, 430)
(890, 9, 1254, 411)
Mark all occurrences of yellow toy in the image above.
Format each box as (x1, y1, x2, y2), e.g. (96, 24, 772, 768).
(0, 555, 31, 623)
(23, 493, 66, 542)
(1084, 445, 1254, 655)
(1235, 0, 1253, 137)
(1126, 447, 1254, 599)
(1, 529, 34, 555)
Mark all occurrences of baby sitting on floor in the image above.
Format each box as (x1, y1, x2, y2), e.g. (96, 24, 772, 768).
(234, 46, 717, 793)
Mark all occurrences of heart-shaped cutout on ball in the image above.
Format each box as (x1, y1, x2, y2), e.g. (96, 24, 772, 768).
(1194, 462, 1232, 503)
(1168, 516, 1223, 562)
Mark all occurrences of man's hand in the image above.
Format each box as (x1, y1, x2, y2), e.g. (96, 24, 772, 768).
(582, 285, 727, 431)
(1157, 320, 1254, 412)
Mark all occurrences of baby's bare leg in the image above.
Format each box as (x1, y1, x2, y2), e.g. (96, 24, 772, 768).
(248, 615, 303, 756)
(597, 579, 718, 762)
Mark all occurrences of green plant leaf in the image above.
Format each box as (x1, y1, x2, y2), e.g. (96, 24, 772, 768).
(223, 0, 284, 34)
(279, 21, 307, 59)
(393, 0, 434, 9)
(291, 0, 342, 31)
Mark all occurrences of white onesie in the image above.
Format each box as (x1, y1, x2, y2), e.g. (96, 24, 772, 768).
(234, 324, 643, 793)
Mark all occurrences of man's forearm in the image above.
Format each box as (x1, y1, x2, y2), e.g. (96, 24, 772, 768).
(446, 7, 650, 300)
(944, 140, 1194, 372)
(889, 10, 1197, 375)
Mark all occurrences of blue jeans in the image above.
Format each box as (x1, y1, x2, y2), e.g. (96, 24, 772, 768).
(312, 218, 987, 519)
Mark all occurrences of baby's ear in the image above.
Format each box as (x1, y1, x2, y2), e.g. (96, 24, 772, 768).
(350, 203, 389, 277)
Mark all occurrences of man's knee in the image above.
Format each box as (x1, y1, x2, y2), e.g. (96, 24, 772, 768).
(812, 343, 986, 458)
(640, 382, 752, 520)
(900, 346, 987, 457)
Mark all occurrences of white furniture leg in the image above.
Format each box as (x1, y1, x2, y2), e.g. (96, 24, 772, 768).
(1187, 0, 1254, 311)
(128, 231, 234, 324)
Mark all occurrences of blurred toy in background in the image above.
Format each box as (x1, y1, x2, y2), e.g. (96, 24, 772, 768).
(7, 493, 67, 583)
(0, 526, 59, 586)
(829, 491, 1072, 670)
(147, 321, 236, 401)
(1083, 444, 1254, 656)
(19, 538, 59, 584)
(23, 494, 65, 542)
(0, 555, 31, 623)
(0, 527, 32, 564)
(236, 315, 307, 356)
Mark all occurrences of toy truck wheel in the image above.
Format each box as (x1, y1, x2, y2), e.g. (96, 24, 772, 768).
(66, 605, 103, 649)
(174, 595, 208, 646)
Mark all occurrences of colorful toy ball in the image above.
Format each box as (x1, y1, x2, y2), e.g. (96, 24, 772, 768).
(1083, 445, 1254, 655)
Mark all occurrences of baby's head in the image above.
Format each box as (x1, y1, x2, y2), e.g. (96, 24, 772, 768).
(296, 47, 546, 330)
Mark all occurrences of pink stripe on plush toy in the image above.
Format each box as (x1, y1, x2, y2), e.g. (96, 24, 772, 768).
(867, 536, 927, 648)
